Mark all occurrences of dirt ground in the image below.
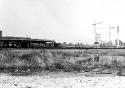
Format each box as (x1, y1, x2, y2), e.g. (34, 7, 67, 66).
(0, 72, 125, 88)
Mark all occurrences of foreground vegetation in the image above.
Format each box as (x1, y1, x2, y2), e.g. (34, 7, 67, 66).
(0, 49, 125, 76)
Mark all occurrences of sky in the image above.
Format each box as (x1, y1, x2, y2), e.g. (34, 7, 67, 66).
(0, 0, 125, 44)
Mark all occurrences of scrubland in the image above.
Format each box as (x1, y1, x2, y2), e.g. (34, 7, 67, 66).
(0, 49, 125, 88)
(0, 49, 124, 76)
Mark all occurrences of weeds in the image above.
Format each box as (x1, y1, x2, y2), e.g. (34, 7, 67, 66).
(0, 49, 125, 76)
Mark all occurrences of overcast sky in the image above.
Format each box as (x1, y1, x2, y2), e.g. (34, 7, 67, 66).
(0, 0, 125, 44)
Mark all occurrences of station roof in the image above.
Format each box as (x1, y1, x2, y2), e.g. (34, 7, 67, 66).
(0, 36, 54, 42)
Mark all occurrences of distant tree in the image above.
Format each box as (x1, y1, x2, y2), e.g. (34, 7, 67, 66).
(62, 42, 67, 48)
(115, 40, 124, 47)
(68, 43, 74, 48)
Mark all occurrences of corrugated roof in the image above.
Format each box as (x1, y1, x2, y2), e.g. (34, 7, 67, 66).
(0, 36, 54, 42)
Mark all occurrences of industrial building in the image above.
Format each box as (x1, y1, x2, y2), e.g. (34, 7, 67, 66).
(0, 31, 55, 48)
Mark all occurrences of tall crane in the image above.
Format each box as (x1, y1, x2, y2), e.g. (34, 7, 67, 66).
(117, 26, 119, 48)
(109, 26, 115, 43)
(108, 25, 120, 48)
(92, 21, 103, 44)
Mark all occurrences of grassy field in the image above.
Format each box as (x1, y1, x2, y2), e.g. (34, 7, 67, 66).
(0, 49, 125, 76)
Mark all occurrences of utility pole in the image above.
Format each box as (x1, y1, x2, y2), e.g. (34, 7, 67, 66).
(92, 21, 103, 44)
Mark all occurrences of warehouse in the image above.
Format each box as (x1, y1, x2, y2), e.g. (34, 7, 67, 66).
(0, 31, 55, 48)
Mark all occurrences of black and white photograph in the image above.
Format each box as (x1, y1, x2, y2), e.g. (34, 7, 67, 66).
(0, 0, 125, 88)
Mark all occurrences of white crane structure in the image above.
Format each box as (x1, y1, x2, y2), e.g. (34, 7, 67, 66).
(108, 26, 120, 48)
(116, 26, 119, 48)
(108, 26, 115, 43)
(92, 21, 103, 44)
